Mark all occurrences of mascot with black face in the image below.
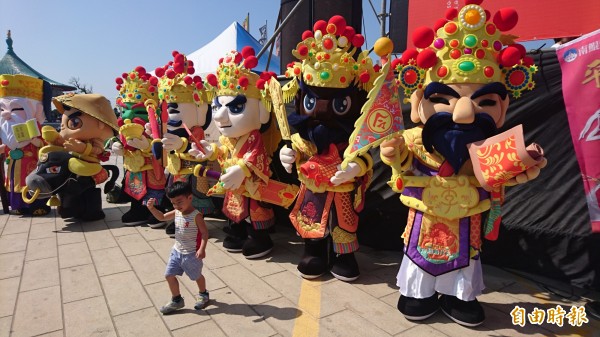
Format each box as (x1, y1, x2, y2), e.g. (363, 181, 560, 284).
(379, 0, 546, 327)
(279, 16, 378, 282)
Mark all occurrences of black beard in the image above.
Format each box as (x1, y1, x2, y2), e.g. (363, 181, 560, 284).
(422, 112, 498, 173)
(288, 113, 353, 154)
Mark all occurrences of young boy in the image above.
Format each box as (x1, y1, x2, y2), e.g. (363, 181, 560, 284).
(147, 181, 210, 313)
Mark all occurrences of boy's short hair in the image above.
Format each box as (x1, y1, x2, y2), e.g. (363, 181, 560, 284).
(166, 181, 192, 199)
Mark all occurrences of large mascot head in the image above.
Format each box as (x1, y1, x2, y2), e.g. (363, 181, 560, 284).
(394, 0, 537, 172)
(0, 74, 48, 149)
(53, 93, 118, 143)
(282, 15, 378, 153)
(153, 51, 212, 140)
(115, 66, 158, 147)
(205, 47, 278, 140)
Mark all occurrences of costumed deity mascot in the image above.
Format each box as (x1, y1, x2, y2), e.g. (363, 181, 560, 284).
(0, 74, 51, 215)
(379, 0, 547, 326)
(279, 16, 378, 281)
(112, 67, 167, 227)
(148, 51, 215, 216)
(189, 47, 292, 259)
(34, 93, 119, 220)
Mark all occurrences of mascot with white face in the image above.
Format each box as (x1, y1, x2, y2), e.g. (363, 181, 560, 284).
(150, 51, 215, 216)
(190, 47, 284, 259)
(0, 74, 50, 215)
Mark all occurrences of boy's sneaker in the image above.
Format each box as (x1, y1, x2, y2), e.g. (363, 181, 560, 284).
(194, 292, 210, 310)
(159, 298, 185, 314)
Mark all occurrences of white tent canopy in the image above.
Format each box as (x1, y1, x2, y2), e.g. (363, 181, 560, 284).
(187, 22, 281, 78)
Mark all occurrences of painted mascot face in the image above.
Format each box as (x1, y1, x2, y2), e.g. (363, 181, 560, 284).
(166, 102, 209, 137)
(59, 105, 114, 142)
(0, 97, 45, 149)
(212, 95, 268, 138)
(413, 82, 510, 173)
(291, 83, 367, 153)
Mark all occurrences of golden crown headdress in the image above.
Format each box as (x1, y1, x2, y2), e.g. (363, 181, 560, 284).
(0, 74, 43, 101)
(282, 15, 379, 102)
(395, 0, 537, 100)
(152, 51, 212, 106)
(204, 47, 278, 113)
(115, 66, 157, 107)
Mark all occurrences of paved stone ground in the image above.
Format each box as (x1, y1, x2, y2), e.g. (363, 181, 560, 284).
(1, 157, 599, 336)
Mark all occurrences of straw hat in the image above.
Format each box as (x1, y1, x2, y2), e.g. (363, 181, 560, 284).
(53, 93, 118, 131)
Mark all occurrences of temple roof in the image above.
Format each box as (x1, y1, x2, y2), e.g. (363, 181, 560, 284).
(0, 30, 76, 91)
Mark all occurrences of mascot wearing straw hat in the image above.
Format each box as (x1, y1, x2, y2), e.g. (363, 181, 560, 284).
(148, 51, 215, 215)
(279, 16, 378, 282)
(190, 47, 297, 259)
(112, 67, 167, 227)
(0, 74, 51, 215)
(379, 0, 546, 326)
(29, 93, 119, 221)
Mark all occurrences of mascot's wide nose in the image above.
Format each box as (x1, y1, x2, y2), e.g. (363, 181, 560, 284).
(25, 173, 52, 194)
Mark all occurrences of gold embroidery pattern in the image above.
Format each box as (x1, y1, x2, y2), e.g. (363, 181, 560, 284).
(422, 176, 479, 219)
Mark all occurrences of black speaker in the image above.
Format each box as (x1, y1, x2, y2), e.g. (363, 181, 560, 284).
(279, 0, 363, 74)
(388, 0, 409, 53)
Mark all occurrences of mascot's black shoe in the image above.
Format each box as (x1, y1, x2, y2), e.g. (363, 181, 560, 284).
(330, 252, 360, 282)
(223, 222, 247, 253)
(122, 201, 151, 226)
(80, 188, 105, 222)
(298, 238, 329, 279)
(242, 225, 273, 259)
(397, 294, 439, 321)
(439, 294, 485, 327)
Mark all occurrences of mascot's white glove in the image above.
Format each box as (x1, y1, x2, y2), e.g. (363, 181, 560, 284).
(188, 140, 213, 161)
(144, 123, 153, 137)
(330, 162, 361, 186)
(279, 145, 297, 174)
(161, 133, 183, 152)
(220, 165, 245, 190)
(127, 136, 150, 151)
(111, 141, 124, 156)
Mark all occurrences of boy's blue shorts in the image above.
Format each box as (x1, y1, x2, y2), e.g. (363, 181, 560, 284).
(165, 247, 203, 281)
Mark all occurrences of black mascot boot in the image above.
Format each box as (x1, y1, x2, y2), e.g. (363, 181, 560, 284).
(58, 193, 84, 219)
(330, 252, 360, 282)
(397, 294, 439, 321)
(297, 238, 330, 279)
(122, 199, 150, 226)
(242, 224, 274, 259)
(439, 294, 485, 327)
(222, 221, 247, 253)
(80, 188, 106, 221)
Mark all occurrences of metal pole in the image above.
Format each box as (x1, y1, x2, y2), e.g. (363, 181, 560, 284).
(257, 0, 308, 60)
(265, 7, 283, 72)
(380, 0, 387, 37)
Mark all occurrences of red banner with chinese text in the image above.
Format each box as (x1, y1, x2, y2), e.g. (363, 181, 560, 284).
(406, 0, 600, 47)
(557, 29, 600, 233)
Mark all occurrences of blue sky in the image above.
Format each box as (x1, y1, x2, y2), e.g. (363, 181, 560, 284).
(1, 0, 551, 105)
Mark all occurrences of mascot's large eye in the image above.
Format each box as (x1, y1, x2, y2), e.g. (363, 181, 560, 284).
(332, 96, 351, 115)
(67, 117, 83, 130)
(46, 166, 61, 174)
(229, 103, 245, 114)
(303, 94, 316, 114)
